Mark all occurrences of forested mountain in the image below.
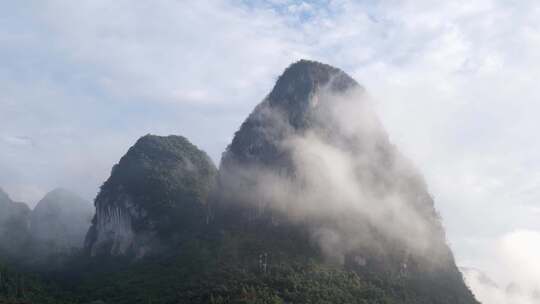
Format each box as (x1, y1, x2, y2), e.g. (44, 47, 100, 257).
(84, 134, 218, 258)
(214, 60, 477, 303)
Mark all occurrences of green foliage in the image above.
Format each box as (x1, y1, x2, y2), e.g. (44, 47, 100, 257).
(10, 226, 477, 304)
(97, 134, 217, 236)
(0, 263, 66, 304)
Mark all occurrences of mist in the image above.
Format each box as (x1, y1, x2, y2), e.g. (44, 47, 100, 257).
(220, 83, 453, 268)
(463, 230, 540, 304)
(0, 187, 93, 266)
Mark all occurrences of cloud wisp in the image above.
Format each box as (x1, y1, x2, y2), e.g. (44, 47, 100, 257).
(220, 84, 454, 269)
(463, 229, 540, 304)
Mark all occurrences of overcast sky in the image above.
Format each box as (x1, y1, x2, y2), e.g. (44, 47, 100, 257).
(1, 0, 539, 298)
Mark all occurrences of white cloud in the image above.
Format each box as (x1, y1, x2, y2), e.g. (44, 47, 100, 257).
(464, 230, 540, 304)
(499, 230, 540, 289)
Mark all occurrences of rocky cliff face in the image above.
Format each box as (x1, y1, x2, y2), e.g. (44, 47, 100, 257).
(219, 60, 477, 302)
(0, 188, 30, 257)
(85, 135, 217, 258)
(30, 188, 93, 253)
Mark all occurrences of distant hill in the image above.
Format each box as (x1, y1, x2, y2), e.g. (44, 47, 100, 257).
(30, 188, 93, 254)
(0, 188, 30, 259)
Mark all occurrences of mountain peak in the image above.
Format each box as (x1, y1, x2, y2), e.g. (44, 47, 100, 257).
(35, 188, 91, 211)
(42, 188, 83, 201)
(268, 59, 360, 108)
(0, 187, 10, 203)
(0, 187, 28, 212)
(223, 60, 365, 166)
(136, 134, 192, 147)
(85, 134, 218, 258)
(125, 134, 202, 164)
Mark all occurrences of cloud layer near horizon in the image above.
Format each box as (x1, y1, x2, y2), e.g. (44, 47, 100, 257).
(464, 229, 540, 303)
(2, 0, 540, 297)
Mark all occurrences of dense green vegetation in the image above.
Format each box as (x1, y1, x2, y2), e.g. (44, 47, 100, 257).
(0, 222, 477, 304)
(0, 262, 64, 304)
(86, 134, 218, 257)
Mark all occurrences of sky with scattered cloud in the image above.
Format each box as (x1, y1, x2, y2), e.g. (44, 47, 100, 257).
(2, 1, 540, 301)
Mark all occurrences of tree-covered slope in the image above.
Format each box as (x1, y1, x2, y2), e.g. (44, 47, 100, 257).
(44, 225, 476, 304)
(0, 261, 64, 304)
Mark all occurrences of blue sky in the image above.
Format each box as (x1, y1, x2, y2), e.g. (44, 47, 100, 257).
(2, 1, 540, 300)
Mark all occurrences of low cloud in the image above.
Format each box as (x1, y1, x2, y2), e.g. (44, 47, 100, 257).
(464, 229, 540, 304)
(221, 86, 452, 267)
